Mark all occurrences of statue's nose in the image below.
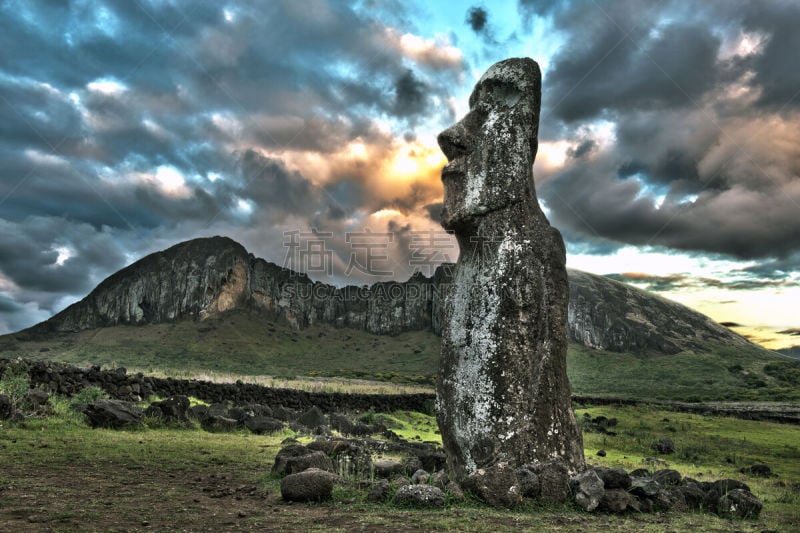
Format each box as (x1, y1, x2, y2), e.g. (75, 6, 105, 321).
(438, 122, 469, 162)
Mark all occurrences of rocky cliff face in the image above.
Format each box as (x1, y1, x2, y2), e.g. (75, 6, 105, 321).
(29, 236, 754, 355)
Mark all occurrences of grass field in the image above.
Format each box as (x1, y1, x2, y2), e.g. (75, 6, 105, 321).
(0, 394, 798, 531)
(3, 310, 796, 402)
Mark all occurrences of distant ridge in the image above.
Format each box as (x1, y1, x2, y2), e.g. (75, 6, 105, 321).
(21, 236, 756, 356)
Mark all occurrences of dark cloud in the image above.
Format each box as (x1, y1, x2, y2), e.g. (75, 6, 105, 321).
(777, 328, 800, 336)
(605, 271, 798, 293)
(393, 69, 430, 119)
(466, 6, 488, 33)
(534, 0, 800, 263)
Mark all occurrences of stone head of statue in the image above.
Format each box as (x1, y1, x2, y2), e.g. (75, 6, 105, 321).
(438, 58, 541, 233)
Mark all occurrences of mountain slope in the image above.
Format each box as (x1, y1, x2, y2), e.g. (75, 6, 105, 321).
(20, 236, 753, 356)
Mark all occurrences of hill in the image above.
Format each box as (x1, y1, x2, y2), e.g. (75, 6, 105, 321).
(1, 236, 792, 401)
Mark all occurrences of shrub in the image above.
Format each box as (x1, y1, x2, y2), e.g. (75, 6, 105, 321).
(0, 365, 31, 411)
(70, 386, 109, 408)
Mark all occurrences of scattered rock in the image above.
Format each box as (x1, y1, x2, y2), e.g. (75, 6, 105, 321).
(272, 445, 312, 475)
(280, 468, 339, 502)
(411, 469, 429, 484)
(145, 395, 189, 421)
(531, 461, 570, 504)
(651, 438, 675, 454)
(630, 478, 661, 499)
(244, 416, 283, 435)
(716, 488, 763, 518)
(27, 389, 49, 409)
(430, 470, 449, 489)
(600, 488, 631, 513)
(367, 479, 391, 502)
(201, 415, 237, 433)
(413, 449, 446, 473)
(740, 464, 772, 478)
(374, 460, 405, 479)
(596, 449, 606, 457)
(463, 463, 522, 508)
(593, 467, 631, 490)
(402, 456, 424, 476)
(445, 481, 465, 501)
(653, 468, 682, 486)
(285, 450, 335, 475)
(297, 405, 328, 430)
(82, 400, 143, 429)
(629, 468, 651, 478)
(571, 469, 605, 512)
(392, 484, 446, 508)
(679, 484, 707, 510)
(514, 467, 540, 498)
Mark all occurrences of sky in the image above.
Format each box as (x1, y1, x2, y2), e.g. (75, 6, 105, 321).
(0, 0, 798, 350)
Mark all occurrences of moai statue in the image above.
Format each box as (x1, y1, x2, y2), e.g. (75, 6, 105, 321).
(436, 58, 585, 483)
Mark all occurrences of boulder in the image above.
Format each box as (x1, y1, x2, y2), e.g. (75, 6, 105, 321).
(653, 468, 682, 486)
(717, 488, 763, 518)
(272, 444, 312, 475)
(27, 389, 49, 409)
(571, 469, 605, 512)
(630, 478, 661, 499)
(599, 488, 631, 513)
(445, 481, 465, 501)
(392, 484, 446, 508)
(188, 404, 209, 421)
(201, 415, 237, 433)
(739, 464, 772, 478)
(145, 395, 189, 421)
(411, 469, 429, 485)
(207, 403, 229, 418)
(82, 400, 143, 429)
(679, 484, 707, 510)
(593, 467, 631, 490)
(297, 405, 327, 430)
(367, 479, 391, 502)
(244, 416, 284, 435)
(414, 449, 446, 473)
(285, 450, 335, 475)
(651, 438, 675, 454)
(514, 467, 540, 498)
(280, 468, 340, 502)
(374, 460, 405, 479)
(402, 455, 424, 476)
(532, 461, 571, 504)
(462, 463, 522, 508)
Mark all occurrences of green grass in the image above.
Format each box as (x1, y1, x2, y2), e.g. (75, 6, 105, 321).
(1, 397, 797, 531)
(2, 310, 794, 401)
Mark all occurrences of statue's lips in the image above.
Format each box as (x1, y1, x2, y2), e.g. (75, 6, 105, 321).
(441, 157, 466, 179)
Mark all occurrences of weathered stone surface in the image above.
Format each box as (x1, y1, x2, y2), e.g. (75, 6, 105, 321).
(392, 484, 446, 508)
(280, 468, 339, 502)
(411, 469, 429, 484)
(532, 461, 571, 504)
(272, 444, 313, 475)
(435, 57, 584, 484)
(651, 437, 675, 454)
(201, 415, 237, 433)
(297, 405, 327, 430)
(145, 395, 189, 421)
(630, 478, 661, 499)
(462, 462, 522, 508)
(244, 415, 283, 434)
(284, 450, 335, 475)
(572, 469, 605, 512)
(593, 467, 631, 490)
(514, 467, 540, 498)
(82, 399, 142, 429)
(653, 468, 682, 486)
(600, 488, 631, 513)
(27, 389, 49, 409)
(717, 488, 763, 518)
(367, 479, 391, 502)
(373, 460, 405, 479)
